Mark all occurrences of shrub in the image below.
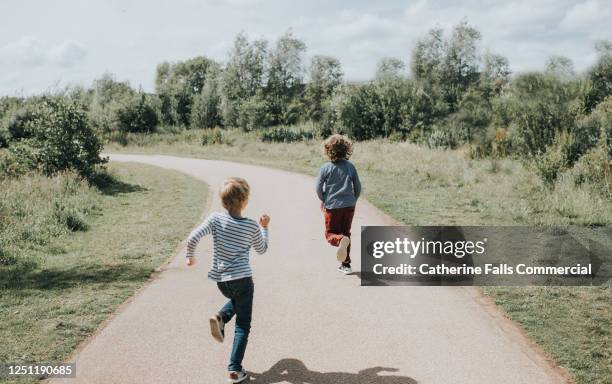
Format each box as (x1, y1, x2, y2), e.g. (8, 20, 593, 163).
(260, 126, 314, 143)
(237, 94, 270, 131)
(533, 132, 576, 184)
(115, 93, 160, 133)
(88, 74, 136, 134)
(6, 104, 38, 140)
(201, 128, 232, 145)
(25, 97, 107, 178)
(0, 143, 38, 177)
(191, 81, 222, 129)
(332, 84, 384, 140)
(569, 134, 611, 197)
(0, 127, 9, 148)
(428, 127, 458, 149)
(503, 73, 580, 156)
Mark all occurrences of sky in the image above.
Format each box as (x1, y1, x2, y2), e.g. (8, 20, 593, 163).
(0, 0, 610, 96)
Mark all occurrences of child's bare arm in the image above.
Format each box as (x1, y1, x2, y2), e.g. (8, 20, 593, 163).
(252, 215, 270, 254)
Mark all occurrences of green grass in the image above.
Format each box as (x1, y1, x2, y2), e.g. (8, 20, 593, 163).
(0, 162, 207, 383)
(484, 287, 611, 384)
(107, 127, 611, 384)
(106, 128, 612, 226)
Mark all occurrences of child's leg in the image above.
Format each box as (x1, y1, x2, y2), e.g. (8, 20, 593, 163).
(217, 282, 236, 323)
(340, 207, 356, 266)
(227, 277, 254, 372)
(218, 299, 235, 323)
(324, 208, 345, 246)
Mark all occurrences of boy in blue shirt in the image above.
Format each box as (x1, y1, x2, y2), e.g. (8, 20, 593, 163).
(315, 134, 361, 274)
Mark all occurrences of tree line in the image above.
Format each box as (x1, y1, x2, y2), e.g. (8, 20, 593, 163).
(0, 21, 610, 188)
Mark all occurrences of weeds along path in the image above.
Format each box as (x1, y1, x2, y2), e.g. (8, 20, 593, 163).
(50, 154, 569, 384)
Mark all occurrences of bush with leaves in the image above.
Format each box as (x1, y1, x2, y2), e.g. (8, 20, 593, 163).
(260, 126, 314, 143)
(23, 98, 107, 178)
(237, 93, 271, 131)
(583, 42, 612, 112)
(191, 70, 223, 129)
(533, 132, 577, 184)
(503, 73, 580, 156)
(155, 57, 221, 126)
(332, 84, 384, 140)
(201, 128, 232, 145)
(88, 74, 135, 133)
(569, 133, 611, 197)
(583, 95, 612, 155)
(115, 93, 160, 133)
(428, 126, 459, 149)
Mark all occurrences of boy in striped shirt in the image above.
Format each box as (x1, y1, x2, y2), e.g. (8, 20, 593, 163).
(185, 177, 269, 383)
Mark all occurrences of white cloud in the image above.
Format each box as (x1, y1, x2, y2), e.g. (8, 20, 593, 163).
(560, 0, 612, 40)
(0, 37, 87, 68)
(561, 0, 604, 29)
(0, 0, 610, 95)
(49, 40, 87, 67)
(0, 36, 46, 66)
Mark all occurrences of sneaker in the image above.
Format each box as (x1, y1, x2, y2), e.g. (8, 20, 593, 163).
(337, 265, 353, 275)
(228, 369, 248, 383)
(336, 236, 350, 262)
(209, 314, 225, 343)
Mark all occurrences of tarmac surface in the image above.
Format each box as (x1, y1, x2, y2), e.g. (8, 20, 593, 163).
(50, 154, 568, 384)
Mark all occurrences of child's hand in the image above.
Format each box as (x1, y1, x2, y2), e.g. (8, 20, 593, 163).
(186, 256, 196, 266)
(259, 214, 270, 228)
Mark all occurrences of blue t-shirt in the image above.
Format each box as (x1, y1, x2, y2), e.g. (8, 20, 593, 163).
(315, 159, 361, 209)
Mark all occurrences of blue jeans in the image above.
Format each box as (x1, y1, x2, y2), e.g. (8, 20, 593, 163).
(217, 277, 254, 372)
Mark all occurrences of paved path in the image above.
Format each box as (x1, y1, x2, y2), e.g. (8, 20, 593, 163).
(51, 154, 568, 384)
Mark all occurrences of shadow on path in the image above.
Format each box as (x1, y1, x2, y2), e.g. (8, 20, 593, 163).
(250, 358, 418, 384)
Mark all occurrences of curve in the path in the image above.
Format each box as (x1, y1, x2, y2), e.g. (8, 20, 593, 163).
(50, 154, 568, 384)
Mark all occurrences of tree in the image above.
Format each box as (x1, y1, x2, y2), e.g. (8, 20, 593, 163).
(89, 74, 135, 133)
(584, 41, 612, 112)
(220, 33, 268, 126)
(545, 56, 575, 81)
(92, 73, 133, 108)
(155, 56, 220, 126)
(442, 20, 482, 108)
(376, 57, 406, 82)
(191, 66, 223, 129)
(411, 28, 446, 83)
(265, 31, 307, 125)
(304, 55, 343, 122)
(479, 52, 511, 98)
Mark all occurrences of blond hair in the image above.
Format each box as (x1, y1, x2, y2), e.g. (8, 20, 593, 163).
(219, 177, 250, 214)
(323, 134, 353, 162)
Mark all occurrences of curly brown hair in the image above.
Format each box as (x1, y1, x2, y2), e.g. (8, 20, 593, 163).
(323, 134, 353, 162)
(219, 177, 250, 214)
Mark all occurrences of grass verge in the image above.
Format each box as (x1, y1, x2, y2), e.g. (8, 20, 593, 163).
(107, 128, 611, 384)
(0, 162, 207, 383)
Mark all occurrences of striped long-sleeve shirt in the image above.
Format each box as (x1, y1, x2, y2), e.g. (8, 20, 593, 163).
(186, 212, 268, 282)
